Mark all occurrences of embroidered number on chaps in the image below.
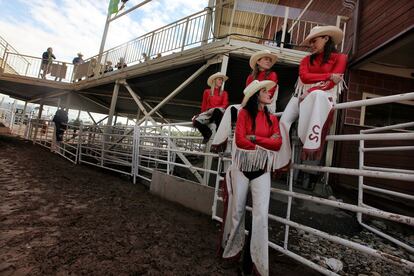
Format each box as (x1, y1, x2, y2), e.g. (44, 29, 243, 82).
(308, 125, 320, 142)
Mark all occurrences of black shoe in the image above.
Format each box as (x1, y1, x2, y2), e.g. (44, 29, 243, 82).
(202, 135, 211, 144)
(237, 267, 252, 276)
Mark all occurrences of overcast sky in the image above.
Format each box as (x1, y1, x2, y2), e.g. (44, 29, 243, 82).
(0, 0, 207, 120)
(0, 0, 207, 61)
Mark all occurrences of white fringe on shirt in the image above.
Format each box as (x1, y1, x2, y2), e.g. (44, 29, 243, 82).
(233, 145, 280, 172)
(294, 78, 346, 103)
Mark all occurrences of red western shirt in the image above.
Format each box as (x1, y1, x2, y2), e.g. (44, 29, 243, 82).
(235, 109, 282, 151)
(299, 52, 347, 92)
(200, 87, 229, 112)
(246, 71, 278, 98)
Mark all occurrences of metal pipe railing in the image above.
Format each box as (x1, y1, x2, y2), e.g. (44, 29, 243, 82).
(10, 88, 413, 276)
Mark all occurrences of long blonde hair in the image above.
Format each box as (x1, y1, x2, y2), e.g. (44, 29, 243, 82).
(209, 78, 223, 96)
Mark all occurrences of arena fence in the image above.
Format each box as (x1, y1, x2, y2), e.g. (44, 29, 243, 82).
(5, 92, 414, 275)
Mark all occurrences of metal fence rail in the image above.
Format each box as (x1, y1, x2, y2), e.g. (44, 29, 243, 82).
(4, 91, 414, 275)
(1, 52, 74, 82)
(0, 35, 31, 75)
(28, 120, 81, 164)
(78, 125, 135, 176)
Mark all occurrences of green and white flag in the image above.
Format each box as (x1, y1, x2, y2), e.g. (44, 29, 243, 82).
(108, 0, 120, 15)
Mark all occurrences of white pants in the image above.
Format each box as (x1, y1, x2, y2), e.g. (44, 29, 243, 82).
(277, 90, 334, 167)
(222, 168, 271, 276)
(275, 96, 299, 169)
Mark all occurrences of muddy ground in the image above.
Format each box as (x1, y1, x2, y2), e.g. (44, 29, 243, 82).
(0, 135, 319, 276)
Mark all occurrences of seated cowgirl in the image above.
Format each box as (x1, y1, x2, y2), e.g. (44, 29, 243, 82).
(192, 72, 229, 144)
(276, 25, 347, 169)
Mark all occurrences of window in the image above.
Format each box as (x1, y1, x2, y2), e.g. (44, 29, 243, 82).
(360, 93, 414, 130)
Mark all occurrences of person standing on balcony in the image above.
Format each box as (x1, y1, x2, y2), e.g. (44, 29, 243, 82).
(276, 26, 347, 170)
(221, 80, 282, 276)
(274, 24, 292, 49)
(246, 50, 279, 113)
(192, 72, 229, 144)
(40, 47, 56, 79)
(72, 53, 84, 81)
(72, 52, 84, 65)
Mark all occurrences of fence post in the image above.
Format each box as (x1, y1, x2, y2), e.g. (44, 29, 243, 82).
(9, 100, 16, 132)
(76, 123, 83, 164)
(201, 0, 215, 45)
(357, 131, 364, 223)
(148, 32, 155, 57)
(33, 103, 44, 144)
(167, 125, 171, 174)
(181, 17, 190, 52)
(1, 44, 8, 71)
(228, 0, 237, 37)
(280, 6, 289, 49)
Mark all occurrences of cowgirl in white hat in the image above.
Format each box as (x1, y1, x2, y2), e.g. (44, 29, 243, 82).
(221, 80, 282, 276)
(246, 50, 279, 113)
(275, 25, 347, 169)
(193, 72, 229, 143)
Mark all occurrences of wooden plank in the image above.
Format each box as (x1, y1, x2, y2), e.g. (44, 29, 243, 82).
(359, 2, 412, 40)
(358, 14, 412, 55)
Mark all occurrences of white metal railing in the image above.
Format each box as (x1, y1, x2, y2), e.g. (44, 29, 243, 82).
(261, 127, 414, 274)
(83, 6, 216, 79)
(358, 121, 414, 254)
(209, 92, 414, 275)
(0, 2, 347, 83)
(1, 52, 74, 82)
(132, 122, 216, 184)
(4, 88, 414, 275)
(0, 35, 31, 75)
(78, 124, 135, 176)
(28, 119, 81, 163)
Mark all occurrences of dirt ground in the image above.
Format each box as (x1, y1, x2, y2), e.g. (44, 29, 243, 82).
(0, 135, 320, 276)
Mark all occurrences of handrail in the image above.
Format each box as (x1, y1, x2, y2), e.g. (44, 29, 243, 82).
(0, 36, 31, 66)
(101, 8, 211, 55)
(4, 52, 69, 65)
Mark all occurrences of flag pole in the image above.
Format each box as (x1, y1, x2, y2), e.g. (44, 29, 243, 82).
(96, 1, 114, 76)
(97, 0, 152, 75)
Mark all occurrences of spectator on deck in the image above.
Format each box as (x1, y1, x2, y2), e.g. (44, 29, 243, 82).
(72, 53, 84, 81)
(274, 24, 292, 49)
(40, 47, 56, 79)
(72, 52, 84, 65)
(104, 61, 114, 73)
(116, 57, 127, 69)
(142, 53, 150, 62)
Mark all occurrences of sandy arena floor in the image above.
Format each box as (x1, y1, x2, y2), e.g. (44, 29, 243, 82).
(0, 135, 319, 276)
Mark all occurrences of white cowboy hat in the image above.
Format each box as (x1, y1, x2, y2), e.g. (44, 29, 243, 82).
(249, 50, 278, 69)
(241, 80, 275, 107)
(301, 25, 344, 46)
(77, 52, 83, 56)
(207, 72, 228, 86)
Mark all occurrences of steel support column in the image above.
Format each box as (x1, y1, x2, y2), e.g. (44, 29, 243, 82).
(138, 62, 212, 124)
(107, 81, 120, 127)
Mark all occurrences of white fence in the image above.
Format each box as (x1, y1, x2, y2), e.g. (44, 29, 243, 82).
(3, 92, 414, 275)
